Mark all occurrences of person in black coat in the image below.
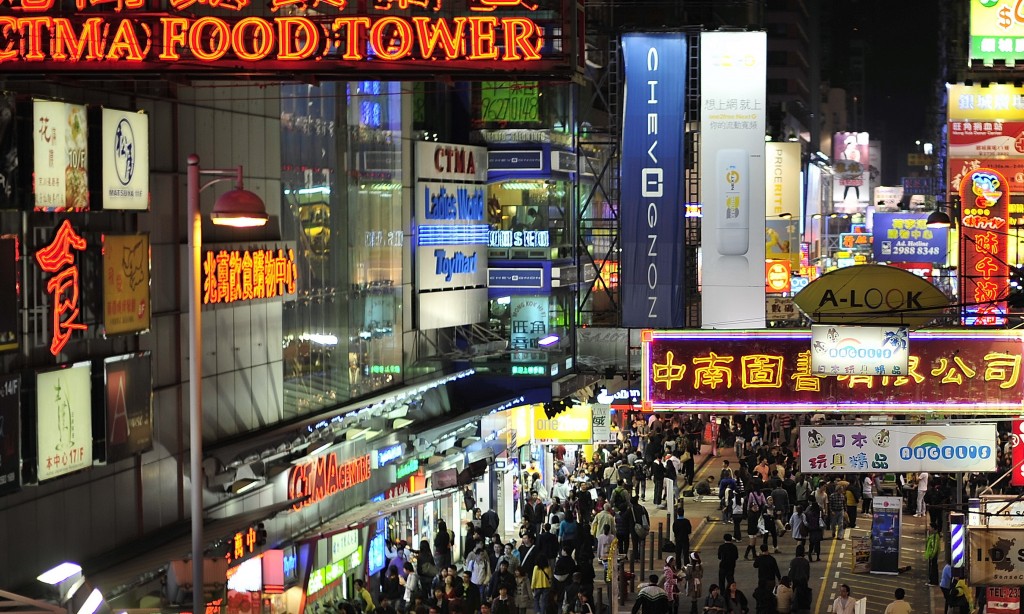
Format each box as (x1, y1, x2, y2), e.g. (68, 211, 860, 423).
(481, 508, 500, 539)
(538, 523, 560, 562)
(519, 533, 541, 578)
(672, 509, 692, 564)
(716, 534, 739, 593)
(752, 544, 781, 593)
(435, 520, 452, 570)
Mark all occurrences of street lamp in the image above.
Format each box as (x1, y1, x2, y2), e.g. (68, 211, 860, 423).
(186, 154, 268, 614)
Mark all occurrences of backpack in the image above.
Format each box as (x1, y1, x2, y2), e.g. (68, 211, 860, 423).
(617, 465, 634, 483)
(634, 507, 650, 538)
(665, 460, 678, 480)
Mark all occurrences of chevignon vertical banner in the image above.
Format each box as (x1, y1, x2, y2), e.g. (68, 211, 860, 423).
(700, 31, 767, 329)
(620, 33, 686, 328)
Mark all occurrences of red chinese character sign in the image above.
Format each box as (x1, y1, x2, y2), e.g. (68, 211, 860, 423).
(0, 0, 575, 80)
(642, 330, 1024, 414)
(1013, 420, 1024, 487)
(960, 168, 1010, 326)
(35, 220, 87, 356)
(201, 246, 297, 305)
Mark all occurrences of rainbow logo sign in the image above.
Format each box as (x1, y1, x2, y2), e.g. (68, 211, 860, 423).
(899, 430, 992, 464)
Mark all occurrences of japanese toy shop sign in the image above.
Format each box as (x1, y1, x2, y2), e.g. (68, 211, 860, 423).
(0, 0, 570, 78)
(798, 424, 997, 474)
(287, 452, 370, 511)
(202, 246, 297, 306)
(642, 330, 1024, 413)
(960, 168, 1010, 326)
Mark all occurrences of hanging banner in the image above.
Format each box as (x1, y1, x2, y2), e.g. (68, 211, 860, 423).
(870, 496, 902, 574)
(591, 403, 612, 443)
(103, 234, 151, 335)
(699, 31, 767, 329)
(35, 362, 93, 482)
(959, 167, 1010, 326)
(0, 374, 19, 496)
(33, 100, 89, 212)
(799, 424, 997, 474)
(0, 236, 18, 352)
(103, 353, 153, 463)
(968, 527, 1024, 585)
(620, 32, 687, 328)
(102, 108, 150, 211)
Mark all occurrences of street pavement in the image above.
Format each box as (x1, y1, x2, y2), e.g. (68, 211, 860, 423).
(605, 444, 943, 614)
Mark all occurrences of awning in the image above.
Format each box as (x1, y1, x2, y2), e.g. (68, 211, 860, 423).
(298, 487, 461, 542)
(85, 498, 303, 598)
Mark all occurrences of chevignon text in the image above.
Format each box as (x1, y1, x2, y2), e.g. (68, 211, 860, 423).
(642, 44, 663, 319)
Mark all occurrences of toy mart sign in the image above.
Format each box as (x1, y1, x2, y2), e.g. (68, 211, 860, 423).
(642, 329, 1024, 413)
(0, 0, 577, 78)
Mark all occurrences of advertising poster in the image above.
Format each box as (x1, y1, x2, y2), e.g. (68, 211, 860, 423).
(0, 374, 19, 496)
(851, 536, 871, 573)
(509, 297, 548, 362)
(480, 82, 539, 123)
(644, 329, 1023, 413)
(766, 141, 801, 217)
(531, 403, 592, 444)
(0, 237, 17, 352)
(0, 94, 16, 209)
(948, 158, 1024, 237)
(414, 141, 488, 329)
(833, 131, 870, 206)
(871, 212, 948, 263)
(591, 403, 612, 443)
(699, 31, 767, 329)
(36, 362, 92, 482)
(800, 424, 997, 474)
(987, 587, 1021, 614)
(103, 353, 153, 463)
(765, 260, 791, 293)
(959, 167, 1010, 326)
(766, 217, 799, 268)
(870, 496, 902, 574)
(874, 186, 904, 207)
(102, 108, 150, 210)
(33, 100, 89, 212)
(968, 527, 1024, 585)
(103, 234, 151, 335)
(949, 120, 1024, 158)
(620, 33, 686, 328)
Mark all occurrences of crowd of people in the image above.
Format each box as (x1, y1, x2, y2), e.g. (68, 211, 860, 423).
(340, 413, 1013, 614)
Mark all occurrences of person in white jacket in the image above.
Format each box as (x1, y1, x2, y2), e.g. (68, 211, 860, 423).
(467, 544, 491, 600)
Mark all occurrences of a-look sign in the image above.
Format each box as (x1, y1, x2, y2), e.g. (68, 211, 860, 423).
(793, 264, 950, 329)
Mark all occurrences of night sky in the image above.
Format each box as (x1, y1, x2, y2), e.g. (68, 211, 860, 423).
(823, 1, 940, 184)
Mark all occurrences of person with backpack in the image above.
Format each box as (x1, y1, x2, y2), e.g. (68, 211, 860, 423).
(631, 495, 651, 561)
(611, 480, 631, 514)
(633, 458, 648, 501)
(663, 455, 679, 510)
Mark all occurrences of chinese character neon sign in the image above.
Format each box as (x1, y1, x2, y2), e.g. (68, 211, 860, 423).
(35, 220, 87, 356)
(202, 247, 297, 305)
(0, 0, 559, 77)
(960, 168, 1009, 326)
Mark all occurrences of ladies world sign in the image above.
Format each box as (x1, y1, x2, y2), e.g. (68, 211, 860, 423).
(0, 0, 575, 78)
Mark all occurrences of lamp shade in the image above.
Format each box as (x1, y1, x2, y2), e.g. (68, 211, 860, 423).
(211, 188, 268, 227)
(926, 209, 952, 228)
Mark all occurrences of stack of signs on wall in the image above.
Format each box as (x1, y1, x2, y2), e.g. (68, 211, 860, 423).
(35, 362, 92, 482)
(103, 353, 153, 463)
(415, 142, 489, 329)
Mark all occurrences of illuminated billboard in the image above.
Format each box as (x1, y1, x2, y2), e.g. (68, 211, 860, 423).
(832, 131, 870, 206)
(970, 1, 1024, 66)
(0, 0, 579, 79)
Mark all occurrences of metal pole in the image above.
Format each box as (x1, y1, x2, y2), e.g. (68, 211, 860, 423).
(648, 530, 655, 570)
(657, 523, 663, 556)
(187, 154, 204, 614)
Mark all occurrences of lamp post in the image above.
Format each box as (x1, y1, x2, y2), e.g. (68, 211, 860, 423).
(186, 154, 268, 614)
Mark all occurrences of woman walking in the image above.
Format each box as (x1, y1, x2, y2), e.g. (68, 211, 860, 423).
(805, 502, 824, 562)
(681, 553, 703, 614)
(664, 556, 681, 614)
(745, 502, 761, 560)
(789, 505, 807, 553)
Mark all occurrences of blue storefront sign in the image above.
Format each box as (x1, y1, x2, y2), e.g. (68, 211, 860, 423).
(872, 212, 948, 263)
(620, 33, 686, 327)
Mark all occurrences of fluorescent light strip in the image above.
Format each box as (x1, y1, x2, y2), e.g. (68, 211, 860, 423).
(77, 590, 103, 614)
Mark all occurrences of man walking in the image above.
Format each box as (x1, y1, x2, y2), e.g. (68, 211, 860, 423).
(752, 544, 781, 593)
(716, 534, 739, 592)
(884, 588, 913, 614)
(828, 485, 847, 539)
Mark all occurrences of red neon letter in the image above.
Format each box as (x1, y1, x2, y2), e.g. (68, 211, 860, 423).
(276, 17, 318, 61)
(105, 19, 145, 61)
(159, 17, 189, 60)
(413, 16, 465, 59)
(332, 17, 369, 61)
(369, 16, 413, 61)
(0, 18, 18, 61)
(502, 17, 541, 61)
(232, 17, 273, 61)
(189, 17, 229, 61)
(35, 219, 88, 356)
(466, 16, 498, 60)
(20, 18, 53, 61)
(51, 18, 104, 61)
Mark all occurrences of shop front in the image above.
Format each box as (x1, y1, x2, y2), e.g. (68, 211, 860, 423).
(304, 530, 365, 610)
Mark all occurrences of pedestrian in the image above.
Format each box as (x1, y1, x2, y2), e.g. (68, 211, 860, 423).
(531, 558, 553, 614)
(652, 458, 665, 506)
(632, 574, 670, 614)
(831, 584, 856, 614)
(939, 562, 953, 613)
(744, 501, 761, 560)
(753, 544, 781, 593)
(760, 497, 779, 553)
(804, 502, 823, 561)
(884, 588, 913, 614)
(716, 534, 739, 592)
(730, 492, 745, 539)
(787, 545, 811, 612)
(673, 506, 692, 563)
(774, 577, 793, 614)
(916, 472, 929, 517)
(828, 486, 846, 539)
(682, 553, 703, 614)
(844, 481, 859, 530)
(513, 567, 531, 614)
(702, 584, 727, 614)
(400, 562, 420, 614)
(789, 504, 807, 552)
(861, 475, 874, 514)
(724, 581, 748, 614)
(663, 556, 681, 614)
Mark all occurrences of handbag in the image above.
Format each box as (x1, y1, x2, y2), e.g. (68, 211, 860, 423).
(775, 518, 786, 534)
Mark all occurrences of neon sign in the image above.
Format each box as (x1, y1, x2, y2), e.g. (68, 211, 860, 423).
(395, 458, 419, 479)
(643, 329, 1024, 413)
(0, 0, 566, 77)
(35, 220, 87, 356)
(287, 452, 370, 511)
(202, 247, 297, 305)
(371, 443, 403, 468)
(960, 168, 1009, 326)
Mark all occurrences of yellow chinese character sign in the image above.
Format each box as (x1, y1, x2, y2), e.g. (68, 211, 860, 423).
(202, 245, 298, 306)
(641, 330, 1024, 414)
